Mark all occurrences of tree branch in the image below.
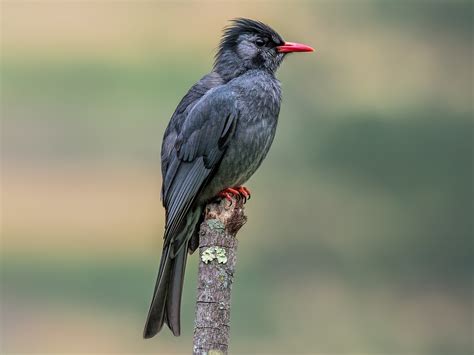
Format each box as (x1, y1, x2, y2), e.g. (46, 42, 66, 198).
(192, 197, 247, 355)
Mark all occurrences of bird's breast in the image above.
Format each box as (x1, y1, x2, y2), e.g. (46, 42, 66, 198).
(201, 108, 279, 202)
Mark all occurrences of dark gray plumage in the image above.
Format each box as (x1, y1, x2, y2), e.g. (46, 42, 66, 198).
(144, 18, 313, 338)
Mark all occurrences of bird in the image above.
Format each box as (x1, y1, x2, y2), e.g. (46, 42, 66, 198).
(143, 18, 314, 339)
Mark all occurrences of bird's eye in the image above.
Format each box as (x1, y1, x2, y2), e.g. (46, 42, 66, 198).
(255, 39, 265, 47)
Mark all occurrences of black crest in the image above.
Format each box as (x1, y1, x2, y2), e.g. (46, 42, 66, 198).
(218, 18, 284, 54)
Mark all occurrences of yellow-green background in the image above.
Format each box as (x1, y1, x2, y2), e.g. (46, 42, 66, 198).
(1, 1, 472, 354)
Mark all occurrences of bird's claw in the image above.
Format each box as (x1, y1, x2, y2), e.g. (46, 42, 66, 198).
(217, 186, 251, 205)
(236, 186, 251, 202)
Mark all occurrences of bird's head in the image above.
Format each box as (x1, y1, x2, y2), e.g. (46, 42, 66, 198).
(214, 18, 314, 80)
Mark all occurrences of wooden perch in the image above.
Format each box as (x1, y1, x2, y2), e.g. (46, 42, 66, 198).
(192, 197, 247, 355)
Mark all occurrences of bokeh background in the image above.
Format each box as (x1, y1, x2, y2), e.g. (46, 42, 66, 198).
(1, 1, 472, 354)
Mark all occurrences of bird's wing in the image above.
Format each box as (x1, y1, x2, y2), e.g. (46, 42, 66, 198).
(160, 73, 223, 192)
(161, 89, 238, 256)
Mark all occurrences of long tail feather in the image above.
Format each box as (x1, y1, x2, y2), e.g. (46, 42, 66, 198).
(143, 207, 202, 338)
(143, 246, 172, 338)
(165, 248, 188, 335)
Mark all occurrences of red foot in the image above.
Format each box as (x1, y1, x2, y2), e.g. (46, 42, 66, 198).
(217, 186, 251, 204)
(236, 186, 251, 201)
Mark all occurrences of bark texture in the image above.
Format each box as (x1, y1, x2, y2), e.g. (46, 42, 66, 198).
(192, 197, 247, 355)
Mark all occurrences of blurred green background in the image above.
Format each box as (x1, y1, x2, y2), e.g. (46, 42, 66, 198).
(1, 1, 472, 354)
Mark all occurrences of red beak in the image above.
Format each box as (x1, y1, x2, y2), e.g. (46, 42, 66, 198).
(277, 41, 314, 53)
